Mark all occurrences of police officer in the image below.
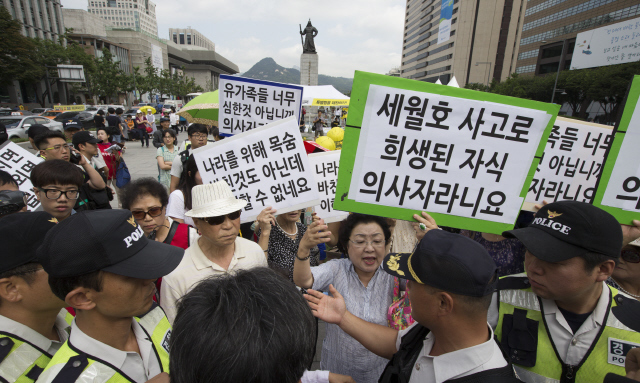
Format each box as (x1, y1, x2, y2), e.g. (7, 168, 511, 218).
(305, 229, 521, 382)
(36, 210, 184, 383)
(491, 201, 640, 383)
(0, 212, 71, 382)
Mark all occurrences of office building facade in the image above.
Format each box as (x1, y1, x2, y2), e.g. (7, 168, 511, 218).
(87, 0, 158, 37)
(401, 0, 526, 86)
(169, 27, 215, 51)
(1, 0, 65, 40)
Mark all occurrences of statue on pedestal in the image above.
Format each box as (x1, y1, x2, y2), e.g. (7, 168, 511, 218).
(299, 20, 318, 54)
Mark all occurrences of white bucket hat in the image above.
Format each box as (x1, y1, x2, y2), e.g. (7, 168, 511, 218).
(185, 181, 247, 218)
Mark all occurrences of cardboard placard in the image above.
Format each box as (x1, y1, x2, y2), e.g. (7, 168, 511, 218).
(0, 141, 44, 211)
(309, 151, 347, 223)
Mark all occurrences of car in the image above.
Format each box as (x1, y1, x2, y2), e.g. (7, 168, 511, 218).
(124, 107, 141, 119)
(67, 111, 95, 129)
(83, 106, 108, 118)
(31, 108, 52, 115)
(0, 109, 32, 117)
(42, 110, 64, 119)
(0, 115, 63, 140)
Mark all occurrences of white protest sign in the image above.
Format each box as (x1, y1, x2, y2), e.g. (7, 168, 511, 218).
(309, 151, 347, 223)
(349, 84, 553, 225)
(219, 75, 303, 137)
(0, 141, 44, 211)
(524, 117, 612, 209)
(601, 96, 640, 212)
(571, 17, 640, 70)
(192, 117, 320, 223)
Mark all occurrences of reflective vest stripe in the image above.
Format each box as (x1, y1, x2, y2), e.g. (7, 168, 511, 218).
(76, 360, 124, 383)
(0, 342, 45, 382)
(513, 366, 559, 383)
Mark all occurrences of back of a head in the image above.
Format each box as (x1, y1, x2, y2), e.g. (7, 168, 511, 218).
(0, 170, 18, 190)
(108, 107, 115, 114)
(115, 107, 123, 115)
(27, 124, 49, 140)
(170, 268, 316, 383)
(187, 123, 208, 137)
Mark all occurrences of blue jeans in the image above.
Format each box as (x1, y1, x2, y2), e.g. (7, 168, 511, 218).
(112, 134, 122, 143)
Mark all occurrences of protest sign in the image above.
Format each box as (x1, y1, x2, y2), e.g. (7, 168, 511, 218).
(219, 75, 303, 137)
(593, 75, 640, 224)
(0, 141, 43, 211)
(309, 151, 347, 223)
(334, 71, 559, 234)
(523, 117, 613, 210)
(192, 117, 320, 223)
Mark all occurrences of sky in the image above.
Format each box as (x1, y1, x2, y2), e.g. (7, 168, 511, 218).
(60, 0, 406, 78)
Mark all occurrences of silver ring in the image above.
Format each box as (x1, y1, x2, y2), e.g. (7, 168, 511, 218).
(419, 223, 427, 231)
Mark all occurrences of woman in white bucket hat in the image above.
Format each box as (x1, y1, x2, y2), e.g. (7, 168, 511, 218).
(160, 181, 267, 324)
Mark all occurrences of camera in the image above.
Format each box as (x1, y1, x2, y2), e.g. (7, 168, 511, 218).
(0, 190, 27, 217)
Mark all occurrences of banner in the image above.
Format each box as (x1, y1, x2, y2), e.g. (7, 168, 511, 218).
(523, 117, 612, 210)
(57, 105, 85, 111)
(192, 117, 320, 223)
(311, 99, 350, 106)
(0, 141, 44, 211)
(571, 17, 640, 70)
(309, 151, 347, 223)
(594, 75, 640, 223)
(219, 75, 303, 137)
(334, 71, 559, 234)
(151, 44, 163, 71)
(438, 0, 453, 45)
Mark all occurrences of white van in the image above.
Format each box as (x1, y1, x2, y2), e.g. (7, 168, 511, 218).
(163, 100, 183, 111)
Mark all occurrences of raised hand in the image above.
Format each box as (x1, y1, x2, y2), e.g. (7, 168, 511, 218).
(256, 207, 277, 232)
(304, 284, 346, 325)
(411, 211, 439, 242)
(299, 218, 331, 251)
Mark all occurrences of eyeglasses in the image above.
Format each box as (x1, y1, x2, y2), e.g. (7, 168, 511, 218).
(131, 206, 164, 220)
(37, 188, 79, 200)
(349, 238, 386, 249)
(43, 143, 72, 152)
(202, 210, 241, 225)
(621, 249, 640, 264)
(190, 134, 208, 140)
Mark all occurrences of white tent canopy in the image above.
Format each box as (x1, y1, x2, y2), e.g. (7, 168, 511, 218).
(301, 85, 350, 106)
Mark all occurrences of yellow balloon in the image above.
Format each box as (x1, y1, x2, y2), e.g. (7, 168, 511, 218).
(327, 127, 345, 142)
(315, 136, 336, 151)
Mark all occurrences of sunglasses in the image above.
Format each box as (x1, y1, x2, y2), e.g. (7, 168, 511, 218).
(621, 249, 640, 264)
(202, 210, 241, 225)
(131, 206, 163, 220)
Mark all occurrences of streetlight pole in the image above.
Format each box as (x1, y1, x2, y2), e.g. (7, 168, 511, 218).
(550, 39, 566, 104)
(475, 62, 492, 86)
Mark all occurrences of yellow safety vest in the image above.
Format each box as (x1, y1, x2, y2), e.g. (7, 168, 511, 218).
(38, 305, 171, 383)
(0, 310, 71, 383)
(496, 273, 640, 383)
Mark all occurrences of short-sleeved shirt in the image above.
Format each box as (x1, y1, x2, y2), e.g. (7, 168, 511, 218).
(156, 146, 177, 189)
(310, 259, 395, 383)
(166, 190, 195, 227)
(160, 236, 267, 324)
(257, 222, 319, 281)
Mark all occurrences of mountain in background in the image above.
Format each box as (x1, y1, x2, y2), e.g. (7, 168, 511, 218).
(242, 57, 353, 95)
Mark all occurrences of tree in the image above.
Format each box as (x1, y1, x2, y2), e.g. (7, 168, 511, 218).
(90, 48, 124, 103)
(137, 57, 158, 102)
(0, 7, 38, 87)
(24, 37, 70, 105)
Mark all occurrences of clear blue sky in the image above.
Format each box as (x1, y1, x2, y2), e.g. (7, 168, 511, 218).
(60, 0, 405, 78)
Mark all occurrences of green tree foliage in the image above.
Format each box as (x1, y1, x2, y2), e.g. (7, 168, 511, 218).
(0, 7, 38, 87)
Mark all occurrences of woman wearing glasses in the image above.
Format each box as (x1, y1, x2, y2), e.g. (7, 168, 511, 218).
(607, 240, 640, 300)
(161, 181, 266, 324)
(293, 214, 395, 383)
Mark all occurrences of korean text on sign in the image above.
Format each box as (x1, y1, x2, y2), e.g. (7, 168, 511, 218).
(525, 117, 612, 206)
(349, 84, 553, 225)
(192, 117, 320, 223)
(219, 75, 304, 136)
(0, 142, 44, 211)
(309, 151, 347, 223)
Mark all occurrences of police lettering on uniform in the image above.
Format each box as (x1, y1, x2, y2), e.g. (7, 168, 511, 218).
(491, 201, 640, 383)
(35, 210, 184, 383)
(305, 229, 521, 383)
(0, 212, 72, 383)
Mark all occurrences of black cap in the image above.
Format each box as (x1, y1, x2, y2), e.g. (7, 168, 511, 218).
(37, 210, 184, 279)
(503, 201, 622, 262)
(0, 212, 59, 273)
(27, 124, 49, 139)
(64, 123, 82, 131)
(72, 131, 101, 146)
(383, 230, 498, 297)
(160, 117, 170, 122)
(0, 190, 26, 217)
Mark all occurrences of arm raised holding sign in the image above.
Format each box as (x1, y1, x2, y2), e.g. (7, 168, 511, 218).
(293, 217, 331, 289)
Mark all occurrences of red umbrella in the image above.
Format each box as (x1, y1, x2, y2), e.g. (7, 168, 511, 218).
(303, 140, 329, 154)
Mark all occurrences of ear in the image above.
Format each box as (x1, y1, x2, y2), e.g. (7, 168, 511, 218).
(33, 187, 41, 202)
(437, 291, 455, 316)
(0, 278, 22, 303)
(65, 287, 96, 311)
(595, 260, 616, 282)
(39, 149, 47, 159)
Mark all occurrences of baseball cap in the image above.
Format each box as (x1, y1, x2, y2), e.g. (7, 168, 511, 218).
(383, 230, 498, 297)
(63, 123, 82, 131)
(503, 201, 622, 262)
(160, 117, 170, 122)
(0, 212, 59, 273)
(136, 110, 142, 114)
(72, 131, 102, 147)
(37, 209, 184, 279)
(27, 124, 49, 139)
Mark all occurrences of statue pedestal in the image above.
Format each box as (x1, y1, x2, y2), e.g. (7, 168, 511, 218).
(300, 53, 318, 86)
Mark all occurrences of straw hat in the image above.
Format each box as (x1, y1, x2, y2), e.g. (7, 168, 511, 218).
(185, 181, 247, 218)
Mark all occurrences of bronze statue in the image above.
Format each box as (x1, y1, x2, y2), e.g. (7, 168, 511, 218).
(299, 20, 318, 54)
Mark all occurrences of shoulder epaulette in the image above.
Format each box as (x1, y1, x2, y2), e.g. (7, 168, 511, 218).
(498, 275, 531, 291)
(51, 355, 88, 383)
(612, 293, 640, 332)
(0, 337, 15, 364)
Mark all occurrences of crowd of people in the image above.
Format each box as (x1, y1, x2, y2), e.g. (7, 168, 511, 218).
(1, 115, 640, 383)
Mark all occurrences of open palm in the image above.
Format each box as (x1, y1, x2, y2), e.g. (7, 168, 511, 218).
(304, 284, 346, 325)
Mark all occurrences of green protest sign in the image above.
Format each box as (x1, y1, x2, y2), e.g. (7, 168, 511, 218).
(334, 71, 559, 234)
(593, 75, 640, 224)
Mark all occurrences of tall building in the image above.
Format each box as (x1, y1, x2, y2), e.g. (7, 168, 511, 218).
(169, 27, 215, 51)
(87, 0, 158, 37)
(514, 0, 640, 76)
(1, 0, 65, 40)
(401, 0, 527, 86)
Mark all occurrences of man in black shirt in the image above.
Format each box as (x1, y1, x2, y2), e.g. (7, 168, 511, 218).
(105, 107, 123, 143)
(93, 109, 105, 130)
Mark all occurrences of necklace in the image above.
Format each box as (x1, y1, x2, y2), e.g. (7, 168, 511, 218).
(612, 278, 640, 299)
(275, 217, 298, 237)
